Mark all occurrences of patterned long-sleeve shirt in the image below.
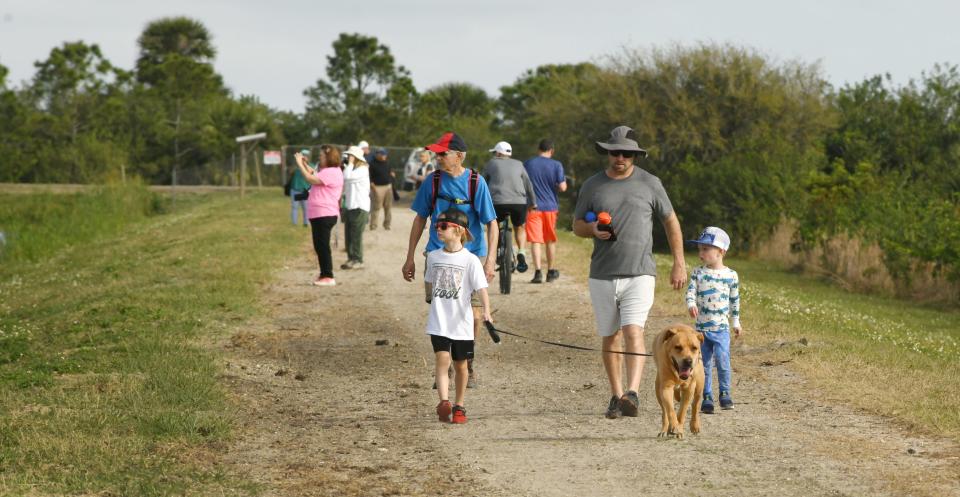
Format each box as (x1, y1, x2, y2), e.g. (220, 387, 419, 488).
(685, 266, 741, 333)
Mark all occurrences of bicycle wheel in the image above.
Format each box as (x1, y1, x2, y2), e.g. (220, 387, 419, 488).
(499, 226, 512, 294)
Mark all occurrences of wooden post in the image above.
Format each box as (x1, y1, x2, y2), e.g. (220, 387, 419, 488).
(240, 143, 246, 198)
(255, 146, 263, 188)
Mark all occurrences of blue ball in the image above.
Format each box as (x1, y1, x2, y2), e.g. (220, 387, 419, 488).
(584, 211, 597, 223)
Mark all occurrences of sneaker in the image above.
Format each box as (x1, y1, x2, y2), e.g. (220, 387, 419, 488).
(312, 277, 336, 287)
(451, 405, 467, 424)
(546, 269, 560, 282)
(701, 393, 715, 414)
(619, 390, 639, 417)
(719, 391, 734, 410)
(530, 270, 543, 284)
(351, 261, 363, 269)
(340, 260, 353, 270)
(516, 253, 528, 273)
(467, 360, 477, 388)
(436, 400, 452, 422)
(604, 395, 621, 419)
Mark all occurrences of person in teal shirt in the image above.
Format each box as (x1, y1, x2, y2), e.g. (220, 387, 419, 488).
(289, 148, 313, 226)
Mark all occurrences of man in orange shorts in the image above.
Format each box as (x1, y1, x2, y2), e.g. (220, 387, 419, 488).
(523, 139, 567, 283)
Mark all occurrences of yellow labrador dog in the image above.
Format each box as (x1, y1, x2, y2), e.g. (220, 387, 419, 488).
(654, 324, 704, 439)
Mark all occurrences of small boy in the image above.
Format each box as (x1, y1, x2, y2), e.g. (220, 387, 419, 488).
(425, 208, 492, 424)
(685, 226, 742, 414)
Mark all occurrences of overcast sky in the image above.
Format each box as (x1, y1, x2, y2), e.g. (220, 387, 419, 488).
(1, 0, 957, 112)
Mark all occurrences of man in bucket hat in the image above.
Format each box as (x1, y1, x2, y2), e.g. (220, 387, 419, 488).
(573, 125, 687, 420)
(403, 132, 499, 388)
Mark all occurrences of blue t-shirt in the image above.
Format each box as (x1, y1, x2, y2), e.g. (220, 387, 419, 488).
(523, 156, 565, 212)
(411, 170, 497, 256)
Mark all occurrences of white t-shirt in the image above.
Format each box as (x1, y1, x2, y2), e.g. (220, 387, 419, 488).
(342, 163, 371, 211)
(424, 247, 488, 340)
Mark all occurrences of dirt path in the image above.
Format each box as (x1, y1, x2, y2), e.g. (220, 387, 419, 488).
(218, 205, 960, 497)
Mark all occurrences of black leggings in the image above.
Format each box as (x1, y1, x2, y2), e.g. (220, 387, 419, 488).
(309, 216, 338, 278)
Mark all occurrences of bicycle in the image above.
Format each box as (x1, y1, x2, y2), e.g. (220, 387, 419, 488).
(495, 216, 514, 294)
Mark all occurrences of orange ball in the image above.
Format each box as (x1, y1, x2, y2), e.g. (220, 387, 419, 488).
(597, 212, 612, 224)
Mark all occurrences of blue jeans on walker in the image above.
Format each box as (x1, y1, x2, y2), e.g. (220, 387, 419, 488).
(701, 329, 731, 397)
(291, 191, 307, 226)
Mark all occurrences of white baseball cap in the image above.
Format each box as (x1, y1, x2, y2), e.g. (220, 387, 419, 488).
(357, 140, 370, 150)
(488, 141, 512, 156)
(687, 226, 731, 251)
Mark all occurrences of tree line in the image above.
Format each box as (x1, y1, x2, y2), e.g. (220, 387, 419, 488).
(0, 18, 957, 291)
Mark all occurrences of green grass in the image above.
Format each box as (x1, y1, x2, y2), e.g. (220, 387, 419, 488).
(0, 189, 299, 495)
(559, 232, 960, 439)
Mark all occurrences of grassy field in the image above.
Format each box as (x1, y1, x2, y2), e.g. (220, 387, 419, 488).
(561, 233, 960, 439)
(0, 188, 300, 496)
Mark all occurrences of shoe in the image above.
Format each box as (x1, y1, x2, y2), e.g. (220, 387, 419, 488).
(701, 393, 715, 414)
(436, 400, 452, 422)
(312, 277, 336, 287)
(530, 270, 543, 284)
(604, 395, 621, 419)
(467, 360, 476, 388)
(350, 261, 363, 269)
(546, 269, 559, 282)
(719, 391, 734, 410)
(516, 253, 528, 273)
(619, 390, 639, 417)
(451, 405, 467, 424)
(340, 261, 353, 270)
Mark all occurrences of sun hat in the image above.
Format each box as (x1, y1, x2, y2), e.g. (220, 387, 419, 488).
(687, 226, 730, 251)
(488, 141, 512, 155)
(437, 207, 473, 241)
(595, 125, 648, 157)
(344, 146, 366, 163)
(426, 132, 468, 153)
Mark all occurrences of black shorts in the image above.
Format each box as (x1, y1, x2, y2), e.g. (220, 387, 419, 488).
(430, 335, 475, 361)
(494, 204, 527, 227)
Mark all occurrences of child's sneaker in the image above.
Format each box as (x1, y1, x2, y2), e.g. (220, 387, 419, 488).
(719, 391, 734, 410)
(451, 405, 467, 424)
(436, 400, 452, 422)
(546, 269, 560, 282)
(701, 393, 715, 414)
(530, 270, 543, 283)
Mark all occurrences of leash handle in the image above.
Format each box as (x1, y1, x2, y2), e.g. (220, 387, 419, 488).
(484, 320, 501, 344)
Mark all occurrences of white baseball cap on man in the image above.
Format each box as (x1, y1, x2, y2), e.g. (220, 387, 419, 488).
(488, 141, 512, 156)
(687, 226, 731, 251)
(357, 140, 370, 150)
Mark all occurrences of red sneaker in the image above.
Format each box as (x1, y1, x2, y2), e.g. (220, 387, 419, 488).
(436, 400, 452, 422)
(451, 405, 467, 424)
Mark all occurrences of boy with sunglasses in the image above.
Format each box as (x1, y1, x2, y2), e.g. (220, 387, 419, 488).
(573, 125, 687, 420)
(425, 208, 492, 423)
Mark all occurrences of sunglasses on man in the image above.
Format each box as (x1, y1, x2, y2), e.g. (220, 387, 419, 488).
(608, 150, 637, 158)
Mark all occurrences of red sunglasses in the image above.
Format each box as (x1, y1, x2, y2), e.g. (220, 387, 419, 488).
(436, 221, 462, 231)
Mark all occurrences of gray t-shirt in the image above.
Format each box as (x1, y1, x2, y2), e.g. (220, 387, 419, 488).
(482, 157, 536, 206)
(573, 167, 674, 279)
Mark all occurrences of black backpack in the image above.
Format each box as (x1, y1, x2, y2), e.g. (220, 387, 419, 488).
(429, 169, 480, 214)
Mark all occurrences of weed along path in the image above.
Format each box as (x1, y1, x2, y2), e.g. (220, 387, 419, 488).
(219, 205, 960, 497)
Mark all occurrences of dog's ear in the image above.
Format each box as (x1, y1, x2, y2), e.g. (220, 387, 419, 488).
(663, 326, 680, 340)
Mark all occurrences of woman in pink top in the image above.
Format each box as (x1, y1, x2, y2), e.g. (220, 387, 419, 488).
(294, 145, 344, 286)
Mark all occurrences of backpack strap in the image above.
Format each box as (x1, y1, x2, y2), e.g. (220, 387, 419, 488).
(469, 169, 479, 204)
(430, 170, 443, 214)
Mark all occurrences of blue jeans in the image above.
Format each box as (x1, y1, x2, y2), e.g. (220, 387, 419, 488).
(290, 191, 307, 226)
(701, 330, 731, 397)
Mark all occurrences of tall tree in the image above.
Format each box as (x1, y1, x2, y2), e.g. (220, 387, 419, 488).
(136, 16, 216, 86)
(303, 33, 412, 142)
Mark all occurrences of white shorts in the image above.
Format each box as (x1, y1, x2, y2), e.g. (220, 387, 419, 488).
(588, 276, 656, 337)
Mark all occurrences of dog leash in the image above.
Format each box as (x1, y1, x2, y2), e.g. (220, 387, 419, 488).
(484, 322, 653, 357)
